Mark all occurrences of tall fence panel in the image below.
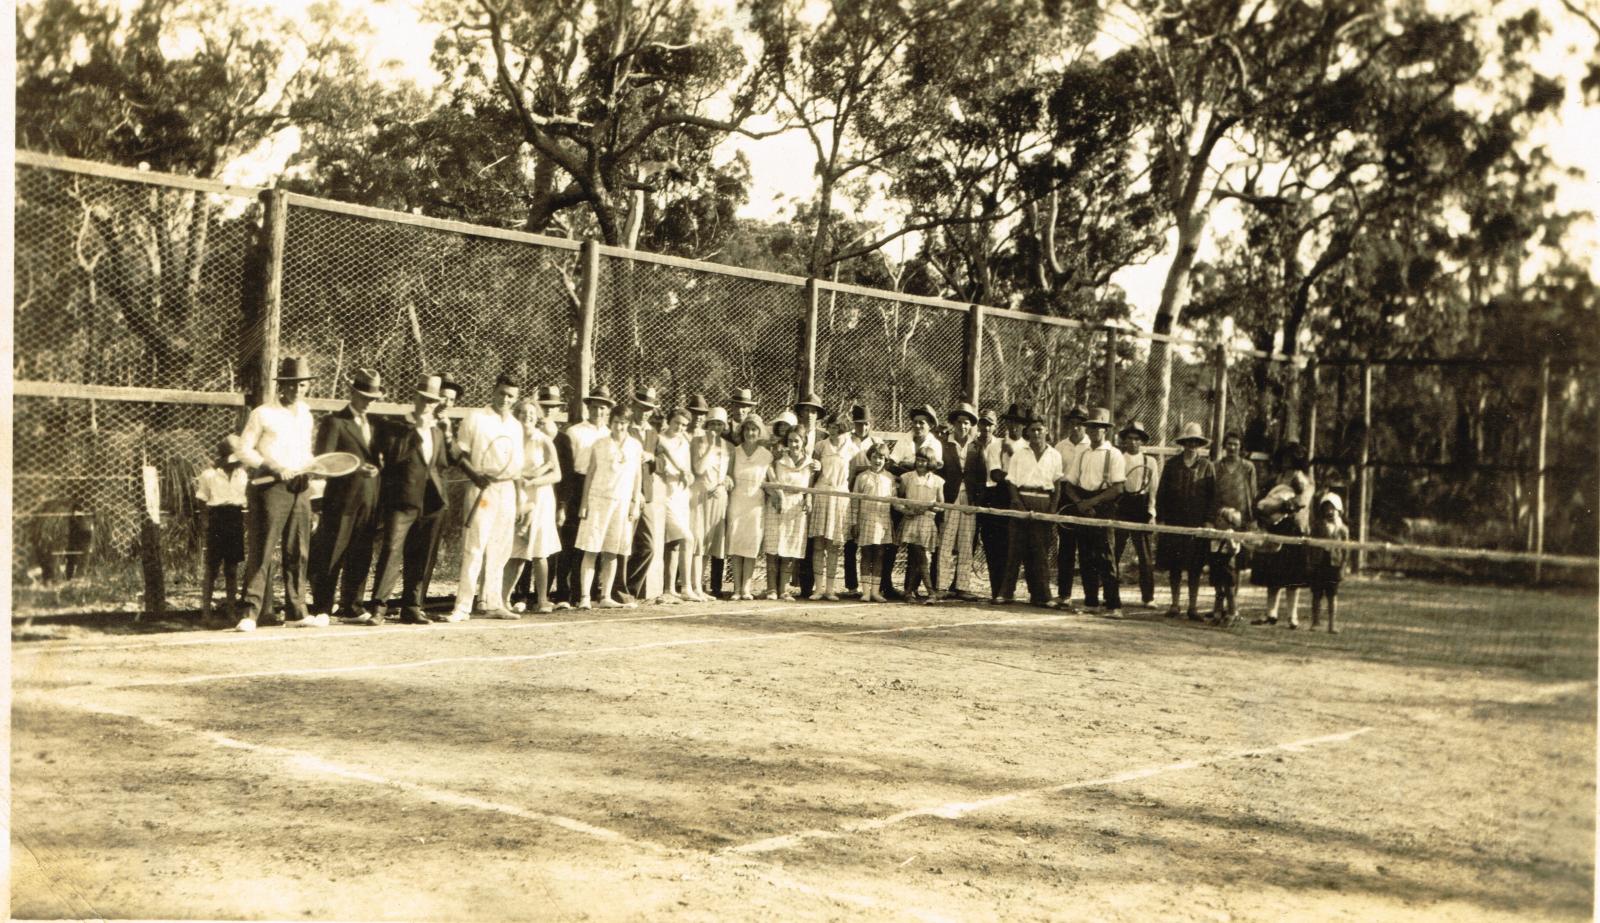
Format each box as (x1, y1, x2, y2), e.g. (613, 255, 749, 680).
(814, 285, 967, 428)
(978, 312, 1103, 425)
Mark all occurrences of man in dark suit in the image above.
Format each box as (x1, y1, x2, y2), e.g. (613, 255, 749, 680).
(310, 368, 385, 619)
(363, 375, 451, 624)
(420, 373, 465, 607)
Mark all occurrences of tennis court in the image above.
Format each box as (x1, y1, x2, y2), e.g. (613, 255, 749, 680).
(10, 577, 1595, 921)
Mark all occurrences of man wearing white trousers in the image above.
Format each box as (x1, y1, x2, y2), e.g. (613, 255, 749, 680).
(451, 374, 525, 621)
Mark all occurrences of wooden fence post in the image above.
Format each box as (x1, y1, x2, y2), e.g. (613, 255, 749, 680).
(963, 302, 983, 407)
(255, 188, 287, 407)
(1534, 356, 1551, 582)
(1356, 362, 1372, 573)
(569, 239, 600, 423)
(1104, 328, 1118, 419)
(1210, 343, 1228, 447)
(1305, 363, 1320, 462)
(801, 278, 821, 397)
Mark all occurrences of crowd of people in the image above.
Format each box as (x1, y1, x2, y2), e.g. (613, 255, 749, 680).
(199, 357, 1351, 633)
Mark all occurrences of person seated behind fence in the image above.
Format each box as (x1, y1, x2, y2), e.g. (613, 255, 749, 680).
(1308, 491, 1349, 634)
(849, 442, 897, 603)
(896, 443, 945, 603)
(1208, 506, 1245, 627)
(762, 427, 815, 601)
(195, 438, 248, 624)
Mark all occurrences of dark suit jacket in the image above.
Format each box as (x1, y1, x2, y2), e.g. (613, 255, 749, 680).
(377, 419, 450, 516)
(315, 405, 382, 515)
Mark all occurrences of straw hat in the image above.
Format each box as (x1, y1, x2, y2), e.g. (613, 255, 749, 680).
(729, 387, 757, 407)
(583, 384, 616, 408)
(1083, 406, 1113, 428)
(909, 404, 938, 425)
(1175, 422, 1210, 446)
(947, 401, 978, 424)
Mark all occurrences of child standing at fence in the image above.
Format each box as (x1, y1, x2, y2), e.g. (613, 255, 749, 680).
(850, 444, 896, 603)
(1309, 492, 1349, 633)
(896, 444, 944, 603)
(763, 428, 814, 600)
(807, 411, 856, 600)
(1208, 507, 1244, 627)
(196, 438, 248, 625)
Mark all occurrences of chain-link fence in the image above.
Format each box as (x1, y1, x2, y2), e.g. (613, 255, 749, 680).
(815, 285, 966, 428)
(977, 311, 1104, 427)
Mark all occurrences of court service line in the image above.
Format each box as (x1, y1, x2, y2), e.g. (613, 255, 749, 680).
(90, 614, 1075, 690)
(726, 726, 1375, 855)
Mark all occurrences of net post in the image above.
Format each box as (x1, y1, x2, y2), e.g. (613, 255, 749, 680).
(1210, 343, 1227, 446)
(1534, 355, 1550, 583)
(1305, 363, 1320, 461)
(801, 278, 820, 397)
(569, 239, 601, 423)
(1104, 328, 1118, 419)
(255, 188, 288, 409)
(1356, 362, 1372, 573)
(963, 302, 983, 406)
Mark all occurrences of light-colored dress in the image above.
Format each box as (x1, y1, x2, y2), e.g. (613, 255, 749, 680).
(513, 430, 563, 560)
(763, 454, 812, 558)
(656, 431, 693, 545)
(851, 469, 898, 546)
(726, 444, 773, 558)
(898, 470, 944, 548)
(809, 436, 857, 542)
(691, 434, 730, 557)
(576, 436, 642, 556)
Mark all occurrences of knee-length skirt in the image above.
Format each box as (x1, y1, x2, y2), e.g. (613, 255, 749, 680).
(692, 486, 728, 557)
(1250, 518, 1309, 588)
(662, 480, 693, 545)
(898, 511, 938, 549)
(513, 484, 562, 561)
(763, 502, 808, 558)
(575, 492, 633, 557)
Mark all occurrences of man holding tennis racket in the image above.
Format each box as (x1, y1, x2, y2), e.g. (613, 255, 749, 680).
(449, 373, 526, 622)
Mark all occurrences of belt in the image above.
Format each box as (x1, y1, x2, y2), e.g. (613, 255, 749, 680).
(1016, 486, 1052, 495)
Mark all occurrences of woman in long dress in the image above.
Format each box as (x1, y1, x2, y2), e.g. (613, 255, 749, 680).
(807, 412, 856, 600)
(576, 413, 643, 609)
(1251, 442, 1315, 628)
(690, 409, 731, 602)
(503, 400, 564, 614)
(725, 415, 771, 600)
(655, 408, 695, 603)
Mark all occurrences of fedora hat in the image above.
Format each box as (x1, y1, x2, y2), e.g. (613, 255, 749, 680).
(909, 404, 938, 425)
(850, 404, 872, 424)
(947, 401, 978, 424)
(1000, 403, 1026, 423)
(729, 387, 757, 407)
(1118, 420, 1149, 441)
(274, 356, 315, 381)
(1175, 421, 1210, 446)
(536, 385, 563, 407)
(686, 393, 711, 415)
(437, 372, 464, 399)
(795, 391, 825, 413)
(583, 384, 616, 408)
(632, 385, 659, 409)
(1083, 406, 1113, 428)
(415, 374, 444, 403)
(351, 368, 385, 398)
(1063, 404, 1089, 424)
(1016, 404, 1044, 428)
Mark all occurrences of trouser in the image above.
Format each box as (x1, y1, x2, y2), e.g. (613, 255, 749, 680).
(452, 481, 516, 616)
(796, 536, 817, 595)
(239, 481, 312, 622)
(555, 476, 587, 605)
(1113, 498, 1156, 604)
(370, 506, 443, 615)
(309, 494, 378, 615)
(938, 489, 978, 594)
(977, 486, 1009, 598)
(1077, 518, 1121, 609)
(1056, 523, 1078, 601)
(626, 493, 654, 598)
(843, 540, 860, 592)
(1001, 491, 1053, 604)
(709, 557, 725, 595)
(879, 543, 900, 596)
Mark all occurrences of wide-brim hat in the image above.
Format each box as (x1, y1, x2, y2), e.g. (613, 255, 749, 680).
(536, 385, 564, 407)
(1063, 404, 1089, 424)
(415, 374, 445, 403)
(730, 387, 757, 407)
(274, 356, 315, 381)
(632, 385, 659, 409)
(584, 384, 616, 408)
(795, 392, 825, 413)
(686, 393, 711, 415)
(850, 404, 871, 424)
(351, 367, 385, 398)
(1118, 420, 1149, 441)
(437, 372, 465, 398)
(947, 401, 978, 424)
(1175, 421, 1210, 446)
(1084, 406, 1113, 428)
(1000, 403, 1026, 424)
(909, 404, 938, 425)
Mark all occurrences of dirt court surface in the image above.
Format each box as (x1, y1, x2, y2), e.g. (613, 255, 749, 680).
(10, 578, 1597, 921)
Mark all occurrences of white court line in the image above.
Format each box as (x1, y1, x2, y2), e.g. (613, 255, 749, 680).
(87, 613, 1074, 690)
(727, 727, 1375, 855)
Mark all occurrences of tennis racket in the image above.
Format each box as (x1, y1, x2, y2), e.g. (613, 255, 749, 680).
(250, 452, 361, 485)
(464, 434, 516, 527)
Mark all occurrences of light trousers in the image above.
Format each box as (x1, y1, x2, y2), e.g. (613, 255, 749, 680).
(452, 481, 517, 617)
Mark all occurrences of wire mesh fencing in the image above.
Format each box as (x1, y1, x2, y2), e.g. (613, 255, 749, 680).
(814, 287, 966, 428)
(978, 313, 1104, 425)
(1115, 338, 1216, 445)
(12, 160, 261, 391)
(279, 202, 578, 401)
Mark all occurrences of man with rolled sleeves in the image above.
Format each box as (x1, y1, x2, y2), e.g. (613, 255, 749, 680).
(1062, 407, 1125, 616)
(555, 384, 615, 607)
(936, 401, 982, 600)
(231, 356, 318, 632)
(311, 368, 386, 623)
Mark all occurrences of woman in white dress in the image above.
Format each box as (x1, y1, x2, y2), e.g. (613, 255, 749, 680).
(690, 409, 731, 602)
(576, 414, 643, 609)
(807, 411, 856, 600)
(655, 407, 695, 603)
(725, 414, 771, 600)
(503, 399, 564, 613)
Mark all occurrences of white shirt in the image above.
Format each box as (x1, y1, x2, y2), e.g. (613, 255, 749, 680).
(1073, 442, 1126, 492)
(891, 432, 945, 467)
(236, 401, 314, 472)
(457, 407, 526, 478)
(417, 422, 434, 465)
(565, 421, 607, 476)
(984, 436, 1025, 487)
(195, 467, 249, 507)
(1005, 444, 1063, 490)
(1055, 434, 1088, 487)
(1122, 450, 1158, 515)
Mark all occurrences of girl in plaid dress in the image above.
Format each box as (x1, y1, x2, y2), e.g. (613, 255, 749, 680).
(850, 444, 896, 603)
(807, 412, 857, 600)
(896, 444, 945, 603)
(763, 428, 814, 600)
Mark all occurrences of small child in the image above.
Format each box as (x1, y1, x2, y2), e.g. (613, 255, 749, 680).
(896, 444, 945, 603)
(850, 444, 897, 603)
(763, 428, 814, 600)
(1308, 492, 1349, 633)
(195, 438, 248, 624)
(1208, 506, 1244, 627)
(807, 412, 857, 601)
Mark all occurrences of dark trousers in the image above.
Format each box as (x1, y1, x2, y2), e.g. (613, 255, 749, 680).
(1077, 521, 1122, 609)
(1113, 498, 1156, 605)
(240, 482, 312, 622)
(879, 543, 900, 597)
(309, 493, 378, 615)
(709, 557, 725, 596)
(626, 498, 654, 598)
(1001, 492, 1053, 604)
(370, 506, 443, 616)
(796, 536, 817, 595)
(978, 506, 1009, 598)
(1056, 525, 1078, 600)
(843, 541, 860, 591)
(555, 475, 585, 604)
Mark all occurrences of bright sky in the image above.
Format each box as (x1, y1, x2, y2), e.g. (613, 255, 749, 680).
(232, 0, 1598, 326)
